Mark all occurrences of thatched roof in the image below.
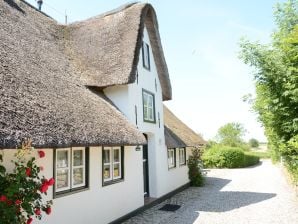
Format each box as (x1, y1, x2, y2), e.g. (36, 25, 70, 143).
(164, 105, 206, 148)
(0, 0, 146, 149)
(67, 3, 172, 101)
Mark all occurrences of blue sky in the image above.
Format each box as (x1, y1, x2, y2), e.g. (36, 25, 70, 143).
(26, 0, 286, 142)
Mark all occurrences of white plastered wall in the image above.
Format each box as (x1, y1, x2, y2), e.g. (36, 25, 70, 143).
(104, 26, 190, 199)
(1, 146, 143, 224)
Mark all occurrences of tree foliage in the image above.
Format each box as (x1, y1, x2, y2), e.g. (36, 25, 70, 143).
(249, 138, 260, 148)
(240, 0, 298, 180)
(216, 122, 246, 147)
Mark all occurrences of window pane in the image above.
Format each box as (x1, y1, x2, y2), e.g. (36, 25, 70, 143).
(103, 150, 110, 163)
(73, 150, 83, 166)
(143, 94, 148, 106)
(113, 163, 121, 178)
(73, 168, 83, 185)
(148, 96, 153, 107)
(57, 169, 69, 189)
(148, 108, 153, 120)
(57, 150, 68, 168)
(114, 149, 120, 162)
(144, 108, 148, 119)
(103, 165, 111, 180)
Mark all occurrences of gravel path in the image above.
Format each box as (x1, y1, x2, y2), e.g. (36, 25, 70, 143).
(123, 160, 298, 224)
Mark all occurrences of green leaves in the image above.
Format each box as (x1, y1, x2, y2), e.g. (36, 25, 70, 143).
(0, 141, 53, 224)
(216, 122, 246, 147)
(239, 0, 298, 181)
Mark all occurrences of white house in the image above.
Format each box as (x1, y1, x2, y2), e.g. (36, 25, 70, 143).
(0, 1, 205, 223)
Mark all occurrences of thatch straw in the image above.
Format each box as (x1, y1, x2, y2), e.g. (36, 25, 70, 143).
(164, 105, 206, 148)
(0, 0, 146, 149)
(67, 3, 172, 101)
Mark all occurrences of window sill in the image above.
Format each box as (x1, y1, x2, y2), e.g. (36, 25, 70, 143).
(143, 119, 156, 124)
(102, 179, 124, 187)
(54, 186, 89, 199)
(179, 163, 187, 167)
(143, 66, 151, 71)
(168, 166, 176, 170)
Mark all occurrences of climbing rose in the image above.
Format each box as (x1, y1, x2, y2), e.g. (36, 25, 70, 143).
(15, 199, 22, 205)
(26, 217, 33, 224)
(35, 208, 41, 216)
(38, 150, 45, 158)
(45, 207, 51, 215)
(47, 178, 55, 186)
(0, 195, 7, 202)
(25, 167, 31, 177)
(40, 182, 49, 193)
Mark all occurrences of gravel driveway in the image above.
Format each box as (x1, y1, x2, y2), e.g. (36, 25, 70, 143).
(123, 160, 298, 224)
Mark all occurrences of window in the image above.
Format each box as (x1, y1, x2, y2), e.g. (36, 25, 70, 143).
(142, 41, 150, 70)
(168, 148, 176, 169)
(55, 147, 88, 196)
(142, 89, 156, 123)
(103, 147, 124, 185)
(179, 148, 186, 166)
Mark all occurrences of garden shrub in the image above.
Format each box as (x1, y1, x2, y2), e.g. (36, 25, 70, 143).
(202, 145, 260, 168)
(188, 147, 204, 186)
(0, 140, 54, 224)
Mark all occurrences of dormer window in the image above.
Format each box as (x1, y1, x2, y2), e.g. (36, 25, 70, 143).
(142, 41, 150, 70)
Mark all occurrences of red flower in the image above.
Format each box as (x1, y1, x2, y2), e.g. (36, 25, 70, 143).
(35, 208, 41, 216)
(40, 183, 49, 193)
(26, 217, 33, 224)
(47, 178, 55, 186)
(15, 199, 22, 205)
(45, 207, 51, 215)
(0, 195, 7, 202)
(25, 167, 31, 177)
(39, 166, 44, 171)
(38, 150, 45, 158)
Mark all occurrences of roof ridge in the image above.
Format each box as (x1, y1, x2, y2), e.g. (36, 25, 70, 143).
(20, 0, 53, 19)
(69, 1, 144, 25)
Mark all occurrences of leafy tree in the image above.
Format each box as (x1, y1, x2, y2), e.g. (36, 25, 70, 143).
(240, 0, 298, 180)
(216, 122, 246, 147)
(249, 138, 260, 148)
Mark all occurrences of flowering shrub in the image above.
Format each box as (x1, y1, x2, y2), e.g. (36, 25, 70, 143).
(0, 140, 54, 224)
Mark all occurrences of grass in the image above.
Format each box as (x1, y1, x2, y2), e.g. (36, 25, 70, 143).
(244, 151, 271, 159)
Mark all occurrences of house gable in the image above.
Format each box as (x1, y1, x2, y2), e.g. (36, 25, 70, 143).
(67, 3, 172, 101)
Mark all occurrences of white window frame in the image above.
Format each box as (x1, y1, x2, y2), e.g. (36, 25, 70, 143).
(72, 148, 86, 188)
(56, 148, 71, 192)
(168, 148, 176, 169)
(55, 147, 86, 193)
(179, 148, 186, 166)
(143, 90, 155, 123)
(103, 147, 123, 184)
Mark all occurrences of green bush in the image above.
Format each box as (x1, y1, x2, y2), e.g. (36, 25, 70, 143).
(188, 148, 204, 186)
(202, 145, 260, 168)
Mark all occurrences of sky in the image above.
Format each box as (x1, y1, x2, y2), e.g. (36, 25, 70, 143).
(25, 0, 287, 142)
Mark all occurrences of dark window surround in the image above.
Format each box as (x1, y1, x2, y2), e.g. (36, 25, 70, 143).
(53, 147, 89, 198)
(102, 146, 125, 187)
(167, 148, 176, 169)
(142, 89, 156, 124)
(142, 41, 150, 71)
(179, 147, 187, 166)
